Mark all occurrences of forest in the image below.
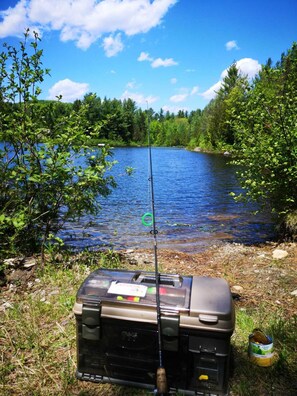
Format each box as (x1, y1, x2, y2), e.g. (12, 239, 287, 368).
(0, 31, 296, 258)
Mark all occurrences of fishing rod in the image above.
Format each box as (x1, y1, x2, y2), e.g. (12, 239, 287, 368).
(146, 109, 168, 396)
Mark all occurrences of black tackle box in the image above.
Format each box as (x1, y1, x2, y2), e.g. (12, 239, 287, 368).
(73, 269, 235, 395)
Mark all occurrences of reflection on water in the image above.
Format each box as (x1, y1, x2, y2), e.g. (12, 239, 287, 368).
(60, 147, 275, 252)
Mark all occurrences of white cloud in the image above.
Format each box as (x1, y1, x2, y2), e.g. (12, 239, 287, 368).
(191, 86, 199, 95)
(126, 80, 136, 89)
(103, 33, 124, 57)
(170, 93, 188, 103)
(0, 0, 177, 56)
(169, 85, 199, 103)
(137, 52, 178, 68)
(151, 57, 178, 68)
(200, 81, 222, 101)
(47, 79, 89, 102)
(225, 40, 239, 51)
(201, 58, 261, 101)
(121, 90, 158, 106)
(126, 79, 142, 90)
(235, 58, 261, 79)
(170, 77, 177, 84)
(137, 51, 153, 62)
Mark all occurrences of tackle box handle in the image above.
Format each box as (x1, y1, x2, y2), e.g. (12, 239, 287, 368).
(132, 272, 182, 288)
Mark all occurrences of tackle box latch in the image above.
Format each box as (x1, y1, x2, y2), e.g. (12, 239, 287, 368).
(82, 303, 101, 341)
(161, 312, 180, 351)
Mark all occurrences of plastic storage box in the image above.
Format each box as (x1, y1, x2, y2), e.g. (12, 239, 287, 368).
(73, 269, 235, 395)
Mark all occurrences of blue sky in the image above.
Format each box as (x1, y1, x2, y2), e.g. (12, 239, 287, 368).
(0, 0, 296, 113)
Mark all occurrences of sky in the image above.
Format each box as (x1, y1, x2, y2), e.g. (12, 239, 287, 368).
(0, 0, 296, 113)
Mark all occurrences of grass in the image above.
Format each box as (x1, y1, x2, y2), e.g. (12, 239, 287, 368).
(230, 309, 297, 395)
(0, 249, 296, 395)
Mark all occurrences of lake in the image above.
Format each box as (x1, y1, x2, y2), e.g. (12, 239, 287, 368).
(60, 147, 275, 252)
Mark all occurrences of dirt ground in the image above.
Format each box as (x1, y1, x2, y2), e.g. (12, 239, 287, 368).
(121, 241, 297, 318)
(2, 241, 296, 317)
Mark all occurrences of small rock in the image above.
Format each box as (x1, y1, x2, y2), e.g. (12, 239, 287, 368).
(54, 253, 64, 263)
(143, 259, 153, 264)
(231, 285, 243, 293)
(2, 301, 13, 310)
(8, 284, 17, 292)
(125, 249, 134, 254)
(3, 257, 24, 267)
(49, 290, 60, 296)
(291, 289, 297, 296)
(272, 249, 288, 260)
(23, 257, 37, 268)
(39, 290, 46, 302)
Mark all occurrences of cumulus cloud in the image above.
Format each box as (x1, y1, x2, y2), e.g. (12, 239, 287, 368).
(201, 58, 261, 100)
(121, 90, 158, 106)
(170, 93, 188, 103)
(103, 33, 124, 57)
(48, 79, 89, 102)
(137, 51, 178, 68)
(151, 57, 178, 68)
(137, 51, 153, 62)
(225, 40, 239, 51)
(169, 85, 199, 103)
(0, 0, 177, 55)
(200, 81, 222, 101)
(235, 58, 262, 79)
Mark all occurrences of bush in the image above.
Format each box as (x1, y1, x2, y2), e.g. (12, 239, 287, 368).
(0, 30, 116, 260)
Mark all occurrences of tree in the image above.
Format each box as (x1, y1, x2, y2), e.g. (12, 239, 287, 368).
(122, 98, 136, 143)
(218, 63, 242, 98)
(133, 108, 147, 143)
(0, 30, 116, 260)
(232, 43, 297, 236)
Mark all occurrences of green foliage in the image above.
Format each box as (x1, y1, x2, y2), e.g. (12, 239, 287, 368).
(196, 64, 248, 149)
(0, 30, 116, 259)
(125, 166, 135, 176)
(232, 43, 297, 223)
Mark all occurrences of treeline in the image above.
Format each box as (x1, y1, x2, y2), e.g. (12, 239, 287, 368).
(12, 95, 201, 147)
(10, 41, 294, 155)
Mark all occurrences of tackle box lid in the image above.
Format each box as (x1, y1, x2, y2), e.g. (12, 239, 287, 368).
(75, 268, 192, 311)
(75, 269, 234, 330)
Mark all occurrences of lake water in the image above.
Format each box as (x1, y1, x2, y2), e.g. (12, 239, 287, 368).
(60, 147, 275, 252)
